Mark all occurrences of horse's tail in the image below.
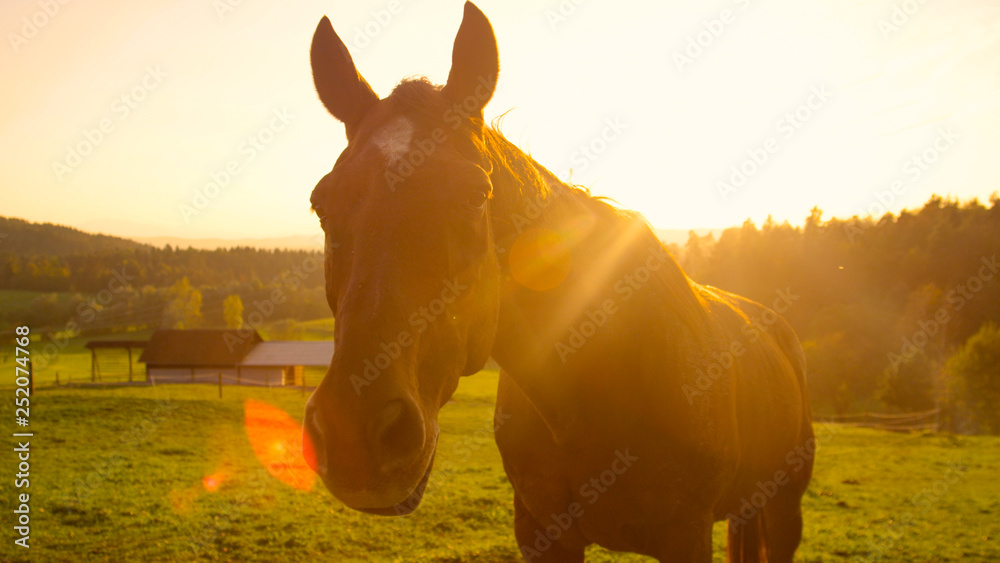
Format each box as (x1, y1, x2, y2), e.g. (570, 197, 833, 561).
(727, 512, 767, 563)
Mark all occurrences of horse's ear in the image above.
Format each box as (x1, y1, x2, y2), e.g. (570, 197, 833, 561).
(442, 2, 498, 119)
(310, 16, 379, 140)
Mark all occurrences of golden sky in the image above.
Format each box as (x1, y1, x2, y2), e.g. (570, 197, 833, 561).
(1, 0, 998, 240)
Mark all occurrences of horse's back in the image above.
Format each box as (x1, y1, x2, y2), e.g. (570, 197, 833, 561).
(695, 285, 814, 513)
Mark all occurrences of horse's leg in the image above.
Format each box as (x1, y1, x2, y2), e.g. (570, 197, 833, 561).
(759, 489, 804, 563)
(513, 494, 584, 562)
(725, 489, 804, 563)
(726, 513, 764, 563)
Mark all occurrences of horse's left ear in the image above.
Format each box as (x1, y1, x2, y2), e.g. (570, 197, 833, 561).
(442, 2, 498, 119)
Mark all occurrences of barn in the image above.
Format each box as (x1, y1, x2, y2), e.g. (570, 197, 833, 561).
(138, 329, 333, 387)
(139, 329, 261, 384)
(238, 340, 335, 386)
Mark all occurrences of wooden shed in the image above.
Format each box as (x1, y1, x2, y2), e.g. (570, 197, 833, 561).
(84, 339, 148, 382)
(138, 329, 261, 384)
(238, 341, 335, 386)
(137, 329, 333, 387)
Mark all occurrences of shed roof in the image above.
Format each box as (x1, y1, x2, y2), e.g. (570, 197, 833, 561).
(240, 341, 334, 367)
(138, 329, 262, 366)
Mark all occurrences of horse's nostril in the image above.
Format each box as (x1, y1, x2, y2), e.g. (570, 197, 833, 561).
(369, 399, 424, 462)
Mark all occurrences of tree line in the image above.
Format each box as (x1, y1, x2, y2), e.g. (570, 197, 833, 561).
(677, 194, 1000, 433)
(0, 216, 328, 334)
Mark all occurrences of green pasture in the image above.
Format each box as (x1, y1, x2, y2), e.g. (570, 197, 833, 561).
(0, 367, 997, 562)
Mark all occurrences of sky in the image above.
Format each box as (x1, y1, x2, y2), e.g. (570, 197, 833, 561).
(1, 0, 998, 242)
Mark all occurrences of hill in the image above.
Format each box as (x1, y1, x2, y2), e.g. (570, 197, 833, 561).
(0, 217, 325, 293)
(0, 218, 329, 329)
(0, 216, 148, 256)
(132, 234, 324, 251)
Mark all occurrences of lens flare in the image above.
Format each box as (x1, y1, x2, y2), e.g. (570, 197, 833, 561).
(243, 399, 316, 491)
(509, 227, 572, 291)
(201, 471, 227, 492)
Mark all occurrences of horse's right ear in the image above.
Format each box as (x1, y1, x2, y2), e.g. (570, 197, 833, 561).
(310, 16, 379, 140)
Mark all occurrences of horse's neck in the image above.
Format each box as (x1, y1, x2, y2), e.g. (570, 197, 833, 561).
(483, 132, 705, 441)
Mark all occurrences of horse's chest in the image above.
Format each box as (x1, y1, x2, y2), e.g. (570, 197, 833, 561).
(493, 374, 715, 553)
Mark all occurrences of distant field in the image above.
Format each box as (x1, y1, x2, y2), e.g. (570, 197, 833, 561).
(0, 370, 998, 562)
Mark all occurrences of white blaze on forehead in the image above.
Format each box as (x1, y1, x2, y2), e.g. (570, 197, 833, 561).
(370, 117, 413, 163)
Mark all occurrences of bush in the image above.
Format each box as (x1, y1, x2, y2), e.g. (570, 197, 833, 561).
(945, 322, 1000, 434)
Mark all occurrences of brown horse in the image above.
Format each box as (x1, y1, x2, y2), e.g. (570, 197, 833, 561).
(303, 3, 814, 561)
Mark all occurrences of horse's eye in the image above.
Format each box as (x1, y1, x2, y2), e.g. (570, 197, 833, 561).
(464, 188, 490, 211)
(313, 206, 327, 225)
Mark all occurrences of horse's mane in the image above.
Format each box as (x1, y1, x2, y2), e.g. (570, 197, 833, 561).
(481, 125, 713, 342)
(386, 78, 711, 340)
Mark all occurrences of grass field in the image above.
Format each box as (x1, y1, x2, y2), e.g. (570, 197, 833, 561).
(1, 368, 998, 562)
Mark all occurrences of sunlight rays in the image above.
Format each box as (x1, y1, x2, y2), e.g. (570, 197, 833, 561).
(537, 214, 651, 346)
(508, 228, 573, 292)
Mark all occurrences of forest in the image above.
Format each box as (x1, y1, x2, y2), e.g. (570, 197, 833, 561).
(678, 195, 1000, 432)
(0, 216, 329, 336)
(2, 194, 999, 432)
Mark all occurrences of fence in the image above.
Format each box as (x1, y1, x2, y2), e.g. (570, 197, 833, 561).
(22, 365, 324, 399)
(824, 408, 940, 432)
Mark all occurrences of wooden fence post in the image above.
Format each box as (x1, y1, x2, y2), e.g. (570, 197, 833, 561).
(218, 372, 223, 399)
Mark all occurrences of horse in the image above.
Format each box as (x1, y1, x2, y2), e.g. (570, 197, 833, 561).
(302, 3, 814, 561)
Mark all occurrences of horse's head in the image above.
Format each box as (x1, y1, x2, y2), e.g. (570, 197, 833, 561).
(303, 3, 501, 515)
